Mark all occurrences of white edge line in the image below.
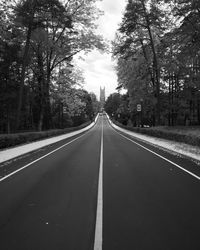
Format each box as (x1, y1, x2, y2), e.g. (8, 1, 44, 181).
(0, 125, 95, 183)
(0, 114, 99, 164)
(94, 116, 103, 250)
(106, 114, 200, 181)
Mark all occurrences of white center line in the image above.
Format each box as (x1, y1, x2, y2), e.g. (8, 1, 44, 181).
(94, 117, 103, 250)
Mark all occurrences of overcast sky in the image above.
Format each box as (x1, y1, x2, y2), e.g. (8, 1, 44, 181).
(75, 0, 127, 100)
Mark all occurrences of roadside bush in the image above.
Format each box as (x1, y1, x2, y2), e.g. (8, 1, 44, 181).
(113, 120, 200, 147)
(0, 121, 91, 150)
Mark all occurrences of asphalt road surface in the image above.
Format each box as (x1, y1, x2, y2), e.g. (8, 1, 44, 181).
(0, 115, 200, 250)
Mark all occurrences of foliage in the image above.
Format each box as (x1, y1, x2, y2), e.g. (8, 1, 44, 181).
(0, 121, 91, 149)
(112, 119, 200, 147)
(0, 0, 105, 133)
(105, 93, 130, 125)
(113, 0, 200, 127)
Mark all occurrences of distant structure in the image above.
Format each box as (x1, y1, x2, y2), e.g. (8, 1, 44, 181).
(100, 87, 105, 112)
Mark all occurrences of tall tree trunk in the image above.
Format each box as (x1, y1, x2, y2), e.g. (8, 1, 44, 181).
(140, 39, 155, 87)
(6, 108, 10, 134)
(141, 0, 161, 125)
(44, 66, 52, 129)
(197, 99, 200, 125)
(168, 73, 171, 126)
(37, 45, 45, 131)
(38, 110, 44, 131)
(171, 73, 174, 126)
(16, 24, 32, 131)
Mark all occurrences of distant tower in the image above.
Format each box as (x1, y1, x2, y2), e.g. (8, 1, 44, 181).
(100, 87, 105, 112)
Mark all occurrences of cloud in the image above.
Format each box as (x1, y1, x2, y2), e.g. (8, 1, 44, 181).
(99, 0, 126, 16)
(75, 0, 127, 100)
(96, 0, 126, 40)
(76, 50, 118, 99)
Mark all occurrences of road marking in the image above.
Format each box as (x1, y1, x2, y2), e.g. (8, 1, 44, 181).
(108, 121, 200, 181)
(0, 129, 93, 183)
(94, 116, 103, 250)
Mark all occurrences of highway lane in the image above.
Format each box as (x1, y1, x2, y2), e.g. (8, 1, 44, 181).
(0, 118, 102, 250)
(103, 116, 200, 250)
(0, 115, 200, 250)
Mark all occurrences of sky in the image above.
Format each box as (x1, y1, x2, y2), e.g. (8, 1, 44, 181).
(75, 0, 127, 100)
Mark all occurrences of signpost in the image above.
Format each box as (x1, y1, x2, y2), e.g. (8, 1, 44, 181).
(63, 107, 67, 114)
(137, 104, 142, 112)
(137, 104, 142, 127)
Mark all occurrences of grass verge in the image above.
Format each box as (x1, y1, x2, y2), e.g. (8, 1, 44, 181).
(112, 120, 200, 147)
(0, 121, 91, 150)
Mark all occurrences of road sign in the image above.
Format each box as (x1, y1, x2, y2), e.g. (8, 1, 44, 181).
(63, 107, 67, 114)
(137, 104, 142, 112)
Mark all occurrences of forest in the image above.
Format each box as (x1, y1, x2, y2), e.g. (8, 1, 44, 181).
(111, 0, 200, 127)
(0, 0, 103, 133)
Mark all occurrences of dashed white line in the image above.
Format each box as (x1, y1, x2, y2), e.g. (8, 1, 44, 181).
(94, 117, 103, 250)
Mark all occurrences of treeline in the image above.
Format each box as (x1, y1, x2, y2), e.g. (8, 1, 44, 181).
(0, 0, 103, 133)
(113, 0, 200, 126)
(104, 93, 130, 125)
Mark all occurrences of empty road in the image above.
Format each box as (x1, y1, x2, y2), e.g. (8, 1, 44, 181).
(0, 115, 200, 250)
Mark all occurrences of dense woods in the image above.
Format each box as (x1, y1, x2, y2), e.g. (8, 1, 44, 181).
(112, 0, 200, 126)
(0, 0, 102, 133)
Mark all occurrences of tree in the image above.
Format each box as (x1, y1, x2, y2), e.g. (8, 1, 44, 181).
(90, 92, 100, 115)
(159, 0, 200, 125)
(0, 0, 105, 132)
(104, 93, 121, 118)
(9, 0, 72, 129)
(113, 0, 169, 125)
